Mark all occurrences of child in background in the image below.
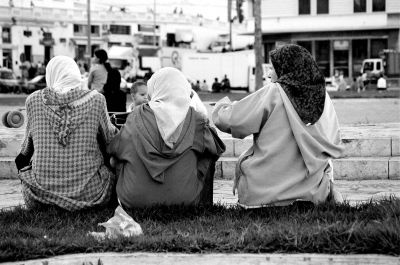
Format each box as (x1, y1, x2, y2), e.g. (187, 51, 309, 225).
(128, 81, 148, 111)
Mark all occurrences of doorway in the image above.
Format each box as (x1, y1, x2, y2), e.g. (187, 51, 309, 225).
(44, 46, 53, 65)
(24, 45, 32, 62)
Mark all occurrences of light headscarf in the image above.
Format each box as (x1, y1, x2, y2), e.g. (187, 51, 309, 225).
(46, 56, 82, 94)
(147, 67, 191, 148)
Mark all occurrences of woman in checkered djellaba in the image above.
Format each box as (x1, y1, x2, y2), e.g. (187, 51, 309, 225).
(15, 56, 118, 211)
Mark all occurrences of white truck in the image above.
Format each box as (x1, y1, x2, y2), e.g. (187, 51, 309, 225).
(361, 50, 400, 82)
(209, 34, 254, 52)
(177, 50, 269, 92)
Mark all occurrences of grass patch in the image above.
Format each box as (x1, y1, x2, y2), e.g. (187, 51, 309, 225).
(1, 199, 400, 262)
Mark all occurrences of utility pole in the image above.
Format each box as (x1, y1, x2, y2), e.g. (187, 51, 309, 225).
(87, 0, 91, 69)
(153, 0, 157, 46)
(254, 0, 263, 90)
(228, 0, 232, 51)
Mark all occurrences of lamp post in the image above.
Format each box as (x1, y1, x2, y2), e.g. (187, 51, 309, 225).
(228, 0, 232, 51)
(153, 0, 157, 46)
(87, 0, 91, 69)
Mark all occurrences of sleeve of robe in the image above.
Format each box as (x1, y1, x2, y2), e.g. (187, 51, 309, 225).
(15, 97, 34, 171)
(106, 110, 136, 163)
(212, 86, 273, 139)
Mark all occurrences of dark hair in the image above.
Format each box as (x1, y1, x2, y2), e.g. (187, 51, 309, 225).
(103, 68, 121, 94)
(130, 81, 147, 94)
(94, 49, 108, 63)
(94, 49, 112, 72)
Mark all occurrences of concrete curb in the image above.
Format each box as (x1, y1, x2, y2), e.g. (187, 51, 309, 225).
(215, 156, 400, 180)
(3, 252, 400, 265)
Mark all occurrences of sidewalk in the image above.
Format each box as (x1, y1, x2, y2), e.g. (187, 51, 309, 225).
(1, 179, 400, 210)
(3, 252, 400, 265)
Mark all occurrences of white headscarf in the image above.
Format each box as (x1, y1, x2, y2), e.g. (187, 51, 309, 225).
(147, 67, 191, 148)
(46, 56, 83, 94)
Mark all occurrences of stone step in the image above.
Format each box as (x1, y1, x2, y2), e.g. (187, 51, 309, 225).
(220, 136, 400, 158)
(215, 156, 400, 180)
(1, 132, 399, 159)
(1, 155, 398, 181)
(1, 156, 400, 180)
(1, 126, 400, 158)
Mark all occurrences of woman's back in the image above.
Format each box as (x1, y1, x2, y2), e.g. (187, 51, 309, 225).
(109, 105, 222, 208)
(213, 82, 342, 207)
(19, 87, 118, 210)
(27, 89, 108, 184)
(89, 64, 108, 91)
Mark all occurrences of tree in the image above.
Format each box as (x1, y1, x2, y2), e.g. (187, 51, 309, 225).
(253, 0, 263, 90)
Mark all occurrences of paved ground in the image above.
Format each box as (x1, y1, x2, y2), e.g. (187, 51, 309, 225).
(1, 95, 400, 129)
(1, 179, 400, 210)
(3, 252, 400, 265)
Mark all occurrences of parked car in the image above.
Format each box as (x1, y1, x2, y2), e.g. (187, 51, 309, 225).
(24, 75, 47, 93)
(0, 68, 19, 93)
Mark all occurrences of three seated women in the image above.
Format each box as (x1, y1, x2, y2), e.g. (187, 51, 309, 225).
(16, 44, 343, 211)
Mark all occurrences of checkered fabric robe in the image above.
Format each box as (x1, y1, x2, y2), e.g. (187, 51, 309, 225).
(18, 88, 118, 210)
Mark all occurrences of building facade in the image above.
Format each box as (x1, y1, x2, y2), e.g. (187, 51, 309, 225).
(0, 0, 238, 77)
(246, 0, 400, 79)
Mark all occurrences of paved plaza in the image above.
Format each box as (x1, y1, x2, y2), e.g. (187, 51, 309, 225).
(1, 179, 400, 211)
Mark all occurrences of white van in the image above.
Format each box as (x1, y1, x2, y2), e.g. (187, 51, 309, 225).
(361, 58, 384, 80)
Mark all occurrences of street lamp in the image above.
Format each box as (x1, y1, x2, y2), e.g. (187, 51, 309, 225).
(87, 0, 91, 69)
(153, 0, 156, 47)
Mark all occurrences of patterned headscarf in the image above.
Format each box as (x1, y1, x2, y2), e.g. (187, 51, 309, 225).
(270, 44, 326, 125)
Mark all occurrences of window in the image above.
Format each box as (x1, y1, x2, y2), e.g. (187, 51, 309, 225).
(264, 42, 275, 63)
(2, 49, 12, 69)
(74, 24, 84, 35)
(372, 0, 385, 12)
(315, 40, 330, 77)
(317, 0, 329, 14)
(2, 27, 11, 43)
(299, 0, 310, 15)
(91, 25, 99, 36)
(73, 24, 100, 36)
(23, 30, 32, 37)
(0, 71, 14, 79)
(354, 0, 366, 12)
(352, 39, 368, 74)
(110, 25, 131, 35)
(138, 24, 159, 32)
(363, 62, 374, 72)
(371, 39, 387, 58)
(142, 35, 160, 46)
(297, 41, 312, 53)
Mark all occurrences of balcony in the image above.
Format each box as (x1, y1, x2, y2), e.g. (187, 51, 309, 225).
(246, 12, 399, 33)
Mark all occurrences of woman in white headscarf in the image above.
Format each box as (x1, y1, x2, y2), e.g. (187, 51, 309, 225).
(16, 56, 118, 211)
(107, 67, 225, 208)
